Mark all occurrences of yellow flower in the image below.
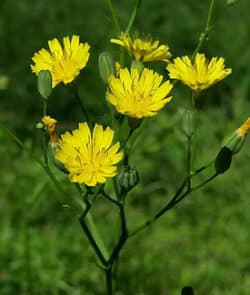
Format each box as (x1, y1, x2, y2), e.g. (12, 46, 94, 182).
(166, 53, 232, 91)
(42, 115, 58, 145)
(236, 117, 250, 138)
(55, 123, 123, 187)
(111, 32, 171, 62)
(31, 35, 90, 87)
(106, 67, 173, 118)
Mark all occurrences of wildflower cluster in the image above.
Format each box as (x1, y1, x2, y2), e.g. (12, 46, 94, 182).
(29, 2, 249, 292)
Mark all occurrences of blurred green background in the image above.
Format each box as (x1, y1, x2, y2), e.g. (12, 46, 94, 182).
(1, 0, 250, 294)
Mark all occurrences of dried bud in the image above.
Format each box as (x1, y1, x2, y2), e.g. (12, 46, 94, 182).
(42, 116, 67, 173)
(37, 70, 52, 99)
(42, 116, 58, 146)
(98, 52, 115, 83)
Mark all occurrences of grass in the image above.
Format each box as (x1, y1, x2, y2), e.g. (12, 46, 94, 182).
(1, 0, 250, 294)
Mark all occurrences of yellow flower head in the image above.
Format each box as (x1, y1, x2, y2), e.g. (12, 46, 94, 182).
(111, 32, 171, 62)
(166, 53, 232, 91)
(106, 67, 173, 119)
(31, 35, 90, 87)
(42, 115, 58, 145)
(236, 117, 250, 138)
(55, 123, 123, 187)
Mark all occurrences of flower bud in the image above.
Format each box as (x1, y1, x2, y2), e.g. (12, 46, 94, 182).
(37, 70, 52, 99)
(117, 166, 139, 192)
(215, 146, 232, 174)
(182, 109, 195, 138)
(223, 117, 250, 155)
(98, 52, 115, 83)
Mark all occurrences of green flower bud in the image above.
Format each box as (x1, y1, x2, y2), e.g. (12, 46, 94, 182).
(214, 147, 232, 174)
(37, 70, 52, 99)
(98, 52, 115, 83)
(223, 132, 245, 155)
(117, 166, 139, 192)
(222, 118, 250, 155)
(182, 109, 195, 138)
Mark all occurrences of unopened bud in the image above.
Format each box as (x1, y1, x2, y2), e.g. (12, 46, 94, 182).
(215, 147, 232, 174)
(37, 70, 52, 99)
(182, 109, 195, 138)
(98, 52, 115, 83)
(223, 117, 250, 154)
(117, 166, 139, 192)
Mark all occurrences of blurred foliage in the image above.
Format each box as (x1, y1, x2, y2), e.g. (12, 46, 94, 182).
(1, 0, 250, 294)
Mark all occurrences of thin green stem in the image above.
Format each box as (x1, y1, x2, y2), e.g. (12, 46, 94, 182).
(42, 98, 48, 165)
(125, 0, 141, 34)
(102, 191, 121, 206)
(129, 170, 219, 237)
(107, 202, 128, 264)
(186, 92, 196, 189)
(129, 177, 188, 237)
(192, 173, 218, 191)
(187, 136, 192, 191)
(75, 185, 109, 260)
(79, 213, 107, 265)
(75, 90, 90, 123)
(41, 164, 67, 198)
(112, 178, 120, 200)
(105, 267, 113, 295)
(43, 97, 47, 117)
(192, 0, 216, 58)
(0, 122, 41, 164)
(107, 0, 121, 34)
